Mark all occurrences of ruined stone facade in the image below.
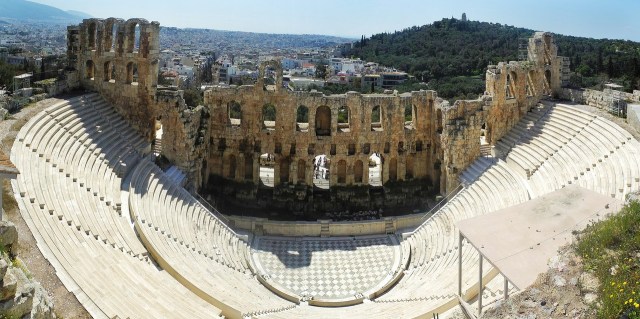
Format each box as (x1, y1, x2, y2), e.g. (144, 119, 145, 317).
(67, 18, 160, 143)
(67, 19, 567, 213)
(425, 32, 565, 193)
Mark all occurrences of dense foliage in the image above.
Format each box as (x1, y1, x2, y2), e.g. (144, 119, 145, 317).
(182, 88, 203, 107)
(347, 18, 640, 97)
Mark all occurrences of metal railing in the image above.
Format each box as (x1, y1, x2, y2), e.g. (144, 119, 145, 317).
(418, 183, 465, 224)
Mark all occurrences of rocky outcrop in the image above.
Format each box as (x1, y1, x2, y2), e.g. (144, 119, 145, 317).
(0, 221, 55, 319)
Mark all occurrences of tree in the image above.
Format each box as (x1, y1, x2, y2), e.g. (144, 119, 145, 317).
(315, 63, 328, 79)
(0, 60, 17, 90)
(183, 88, 203, 107)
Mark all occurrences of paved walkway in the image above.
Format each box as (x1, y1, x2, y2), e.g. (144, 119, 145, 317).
(251, 235, 400, 300)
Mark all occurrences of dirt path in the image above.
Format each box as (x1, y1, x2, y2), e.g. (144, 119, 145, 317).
(1, 96, 91, 319)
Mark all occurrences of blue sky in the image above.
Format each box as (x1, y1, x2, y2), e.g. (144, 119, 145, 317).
(30, 0, 640, 41)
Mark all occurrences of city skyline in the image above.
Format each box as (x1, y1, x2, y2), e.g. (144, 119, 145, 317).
(27, 0, 640, 42)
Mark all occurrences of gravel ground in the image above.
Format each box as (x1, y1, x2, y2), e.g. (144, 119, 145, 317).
(1, 97, 91, 319)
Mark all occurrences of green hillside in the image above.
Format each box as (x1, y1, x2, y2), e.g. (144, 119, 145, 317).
(347, 18, 640, 99)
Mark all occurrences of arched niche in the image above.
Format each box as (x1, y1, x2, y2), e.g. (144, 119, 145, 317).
(315, 105, 331, 136)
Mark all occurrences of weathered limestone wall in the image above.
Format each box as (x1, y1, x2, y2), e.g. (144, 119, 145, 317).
(203, 85, 438, 190)
(66, 18, 568, 202)
(561, 88, 640, 111)
(442, 32, 565, 193)
(439, 99, 489, 192)
(156, 88, 209, 190)
(227, 213, 425, 237)
(69, 18, 160, 142)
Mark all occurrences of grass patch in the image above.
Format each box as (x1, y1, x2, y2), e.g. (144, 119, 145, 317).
(576, 200, 640, 318)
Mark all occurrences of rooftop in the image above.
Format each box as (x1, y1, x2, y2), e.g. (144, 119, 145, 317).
(457, 185, 622, 290)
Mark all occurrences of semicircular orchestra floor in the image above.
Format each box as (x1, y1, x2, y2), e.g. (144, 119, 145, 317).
(250, 235, 403, 302)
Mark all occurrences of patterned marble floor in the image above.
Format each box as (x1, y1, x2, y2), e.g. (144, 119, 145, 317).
(251, 235, 401, 300)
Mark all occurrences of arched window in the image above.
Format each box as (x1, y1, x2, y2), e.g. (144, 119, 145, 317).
(126, 23, 141, 53)
(103, 61, 115, 82)
(259, 153, 275, 188)
(296, 105, 309, 132)
(404, 104, 415, 130)
(110, 22, 118, 52)
(313, 154, 330, 189)
(506, 72, 517, 99)
(126, 62, 137, 84)
(85, 60, 95, 80)
(371, 105, 382, 131)
(337, 105, 350, 132)
(354, 160, 363, 183)
(368, 153, 383, 187)
(262, 103, 276, 131)
(337, 160, 347, 184)
(134, 24, 141, 53)
(297, 159, 306, 183)
(315, 105, 331, 136)
(228, 101, 242, 127)
(87, 22, 97, 50)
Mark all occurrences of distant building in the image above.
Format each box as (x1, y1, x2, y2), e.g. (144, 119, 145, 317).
(6, 55, 26, 66)
(380, 72, 408, 89)
(361, 74, 380, 92)
(289, 77, 324, 91)
(281, 58, 300, 70)
(360, 72, 409, 91)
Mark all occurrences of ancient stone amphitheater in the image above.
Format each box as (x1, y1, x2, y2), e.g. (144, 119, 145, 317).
(8, 18, 640, 318)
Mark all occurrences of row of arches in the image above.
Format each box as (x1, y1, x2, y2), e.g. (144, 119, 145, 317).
(85, 19, 146, 56)
(223, 153, 416, 188)
(85, 60, 138, 84)
(227, 102, 422, 135)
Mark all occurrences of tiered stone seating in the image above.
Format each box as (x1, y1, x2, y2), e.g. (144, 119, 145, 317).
(389, 102, 640, 315)
(11, 94, 222, 318)
(11, 93, 640, 319)
(524, 105, 640, 199)
(129, 158, 295, 317)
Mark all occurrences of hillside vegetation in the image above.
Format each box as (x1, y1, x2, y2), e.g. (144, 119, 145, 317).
(577, 200, 640, 318)
(347, 18, 640, 99)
